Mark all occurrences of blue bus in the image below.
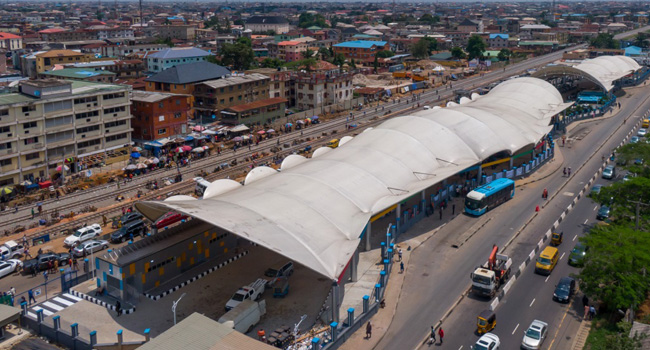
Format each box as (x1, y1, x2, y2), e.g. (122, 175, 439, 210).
(465, 178, 515, 216)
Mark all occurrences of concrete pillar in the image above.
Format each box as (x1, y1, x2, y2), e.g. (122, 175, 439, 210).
(362, 295, 370, 313)
(330, 322, 339, 342)
(365, 221, 371, 251)
(380, 270, 386, 286)
(509, 157, 514, 169)
(83, 258, 89, 273)
(52, 316, 61, 330)
(144, 329, 151, 341)
(117, 329, 123, 345)
(20, 302, 27, 316)
(375, 284, 381, 302)
(36, 309, 44, 323)
(396, 203, 401, 220)
(383, 259, 389, 273)
(70, 323, 79, 338)
(331, 282, 340, 323)
(347, 308, 354, 327)
(59, 268, 66, 291)
(90, 331, 97, 346)
(311, 337, 321, 350)
(478, 165, 482, 179)
(380, 242, 386, 259)
(387, 248, 393, 262)
(350, 249, 358, 282)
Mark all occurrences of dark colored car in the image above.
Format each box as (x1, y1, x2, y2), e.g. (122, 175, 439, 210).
(23, 252, 71, 274)
(120, 212, 143, 226)
(111, 221, 145, 243)
(155, 212, 188, 230)
(596, 205, 610, 220)
(568, 243, 588, 267)
(553, 276, 576, 303)
(590, 184, 602, 196)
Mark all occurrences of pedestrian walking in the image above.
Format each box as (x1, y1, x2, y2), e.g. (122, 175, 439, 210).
(452, 203, 456, 215)
(43, 271, 48, 282)
(116, 300, 122, 317)
(365, 321, 372, 339)
(439, 206, 443, 220)
(568, 167, 571, 176)
(102, 215, 108, 227)
(438, 328, 444, 343)
(589, 305, 596, 319)
(563, 167, 567, 177)
(400, 261, 404, 273)
(28, 289, 36, 305)
(584, 305, 590, 319)
(22, 235, 27, 247)
(582, 295, 589, 309)
(122, 207, 125, 215)
(31, 208, 34, 219)
(398, 248, 403, 262)
(429, 326, 436, 344)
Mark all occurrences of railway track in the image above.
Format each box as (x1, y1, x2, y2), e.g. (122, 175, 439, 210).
(1, 45, 582, 241)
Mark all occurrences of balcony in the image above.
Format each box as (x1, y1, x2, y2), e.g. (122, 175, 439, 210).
(75, 129, 102, 140)
(104, 124, 131, 135)
(0, 161, 19, 174)
(72, 102, 99, 113)
(0, 148, 13, 157)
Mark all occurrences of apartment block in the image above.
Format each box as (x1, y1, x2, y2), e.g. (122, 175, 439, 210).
(0, 79, 132, 186)
(294, 72, 353, 110)
(193, 73, 270, 121)
(130, 91, 190, 141)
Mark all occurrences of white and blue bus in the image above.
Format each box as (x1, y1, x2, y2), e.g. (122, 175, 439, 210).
(465, 178, 515, 216)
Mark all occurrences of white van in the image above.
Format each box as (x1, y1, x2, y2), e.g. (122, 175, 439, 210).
(193, 177, 211, 196)
(218, 299, 267, 333)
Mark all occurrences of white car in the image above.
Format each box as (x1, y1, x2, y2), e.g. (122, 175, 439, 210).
(423, 105, 431, 110)
(638, 128, 647, 137)
(64, 224, 102, 247)
(521, 320, 548, 350)
(72, 240, 109, 257)
(474, 333, 500, 350)
(0, 259, 22, 279)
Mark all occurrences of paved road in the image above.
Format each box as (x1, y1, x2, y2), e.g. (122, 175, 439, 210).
(433, 91, 650, 350)
(375, 81, 650, 350)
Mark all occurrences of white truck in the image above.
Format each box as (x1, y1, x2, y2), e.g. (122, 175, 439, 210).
(219, 299, 267, 333)
(470, 245, 512, 298)
(0, 240, 25, 259)
(225, 278, 266, 311)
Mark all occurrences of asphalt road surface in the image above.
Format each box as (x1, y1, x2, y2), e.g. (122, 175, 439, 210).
(376, 82, 650, 350)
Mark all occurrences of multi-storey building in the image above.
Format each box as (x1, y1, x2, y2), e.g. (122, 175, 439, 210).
(332, 40, 388, 63)
(153, 25, 197, 41)
(244, 16, 290, 35)
(34, 49, 90, 74)
(245, 68, 293, 102)
(193, 73, 270, 122)
(0, 79, 132, 186)
(294, 72, 353, 110)
(130, 91, 190, 141)
(0, 32, 22, 51)
(221, 97, 287, 126)
(100, 43, 168, 58)
(276, 40, 309, 62)
(146, 47, 212, 73)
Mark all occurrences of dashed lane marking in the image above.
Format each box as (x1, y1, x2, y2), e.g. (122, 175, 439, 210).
(530, 298, 536, 307)
(512, 323, 520, 335)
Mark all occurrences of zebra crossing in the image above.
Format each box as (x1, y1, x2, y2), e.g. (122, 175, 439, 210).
(26, 293, 82, 320)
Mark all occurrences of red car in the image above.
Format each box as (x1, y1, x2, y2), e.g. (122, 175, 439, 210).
(155, 212, 188, 229)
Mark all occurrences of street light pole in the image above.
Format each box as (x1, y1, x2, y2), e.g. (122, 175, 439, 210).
(172, 293, 186, 325)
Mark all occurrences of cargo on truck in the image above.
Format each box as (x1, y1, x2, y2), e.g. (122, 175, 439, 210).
(470, 245, 512, 298)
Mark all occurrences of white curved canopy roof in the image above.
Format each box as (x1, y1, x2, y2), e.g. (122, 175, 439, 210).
(533, 55, 641, 92)
(136, 77, 572, 281)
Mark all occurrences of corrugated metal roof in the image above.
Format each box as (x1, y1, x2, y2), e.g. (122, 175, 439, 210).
(201, 74, 270, 89)
(148, 47, 211, 60)
(333, 40, 387, 49)
(0, 304, 21, 328)
(145, 62, 231, 85)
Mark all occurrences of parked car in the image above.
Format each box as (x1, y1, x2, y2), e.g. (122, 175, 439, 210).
(225, 279, 266, 311)
(638, 128, 647, 137)
(23, 253, 70, 273)
(589, 184, 602, 196)
(0, 240, 25, 259)
(630, 136, 640, 144)
(120, 212, 143, 226)
(521, 320, 548, 350)
(596, 205, 610, 220)
(634, 158, 644, 165)
(264, 261, 294, 279)
(602, 165, 615, 180)
(155, 212, 188, 230)
(474, 333, 500, 350)
(64, 224, 102, 247)
(623, 173, 634, 182)
(553, 276, 576, 303)
(72, 240, 109, 257)
(111, 221, 145, 243)
(568, 243, 588, 267)
(0, 259, 22, 279)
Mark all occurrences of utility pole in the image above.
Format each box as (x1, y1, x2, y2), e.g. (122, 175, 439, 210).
(630, 199, 649, 231)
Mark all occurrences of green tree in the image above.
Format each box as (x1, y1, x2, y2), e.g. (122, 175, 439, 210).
(96, 10, 104, 21)
(333, 53, 346, 72)
(236, 36, 252, 47)
(301, 48, 315, 60)
(450, 46, 466, 59)
(634, 32, 649, 48)
(419, 13, 440, 25)
(261, 57, 284, 68)
(373, 55, 379, 73)
(466, 34, 487, 60)
(411, 38, 432, 59)
(298, 12, 328, 28)
(220, 42, 255, 71)
(376, 50, 395, 58)
(284, 58, 317, 72)
(154, 37, 174, 47)
(349, 58, 356, 69)
(591, 33, 619, 49)
(497, 48, 512, 61)
(318, 47, 332, 61)
(204, 16, 219, 29)
(577, 224, 650, 311)
(233, 19, 244, 26)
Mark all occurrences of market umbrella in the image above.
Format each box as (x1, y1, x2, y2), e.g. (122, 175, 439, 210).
(136, 163, 147, 169)
(151, 157, 160, 164)
(144, 159, 153, 165)
(257, 130, 266, 135)
(56, 165, 70, 172)
(181, 145, 192, 152)
(233, 136, 243, 142)
(311, 116, 319, 120)
(193, 125, 205, 132)
(202, 145, 210, 150)
(285, 123, 293, 127)
(20, 180, 32, 186)
(131, 152, 141, 159)
(296, 120, 304, 124)
(266, 129, 275, 133)
(0, 186, 13, 196)
(124, 164, 137, 170)
(192, 147, 205, 153)
(132, 146, 142, 152)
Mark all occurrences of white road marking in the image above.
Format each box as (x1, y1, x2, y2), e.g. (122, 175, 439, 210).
(563, 192, 574, 197)
(458, 346, 463, 350)
(63, 293, 82, 302)
(512, 323, 520, 335)
(53, 296, 75, 307)
(584, 219, 588, 224)
(530, 298, 536, 307)
(545, 275, 550, 283)
(594, 205, 598, 211)
(560, 252, 565, 261)
(43, 301, 64, 311)
(573, 235, 578, 241)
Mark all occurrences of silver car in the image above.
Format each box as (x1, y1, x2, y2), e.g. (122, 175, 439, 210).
(72, 240, 109, 257)
(521, 320, 548, 349)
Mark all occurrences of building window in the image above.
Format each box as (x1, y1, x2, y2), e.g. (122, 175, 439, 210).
(176, 99, 181, 105)
(105, 120, 127, 128)
(0, 159, 11, 167)
(26, 153, 39, 161)
(24, 137, 39, 145)
(78, 138, 101, 148)
(158, 128, 167, 135)
(75, 110, 100, 119)
(106, 133, 127, 142)
(0, 142, 11, 150)
(23, 121, 37, 129)
(22, 106, 36, 113)
(104, 106, 126, 114)
(76, 125, 100, 134)
(103, 92, 126, 100)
